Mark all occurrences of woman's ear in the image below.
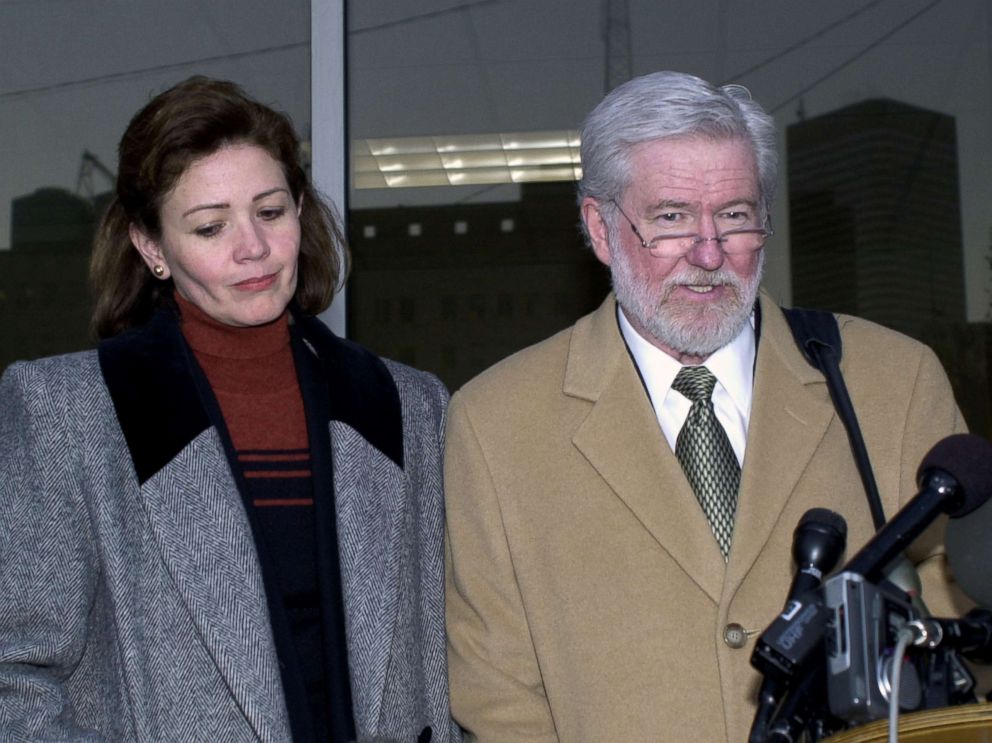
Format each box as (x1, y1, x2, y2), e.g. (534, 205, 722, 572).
(128, 223, 171, 279)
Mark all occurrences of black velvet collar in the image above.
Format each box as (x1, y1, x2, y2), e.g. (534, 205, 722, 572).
(98, 307, 404, 485)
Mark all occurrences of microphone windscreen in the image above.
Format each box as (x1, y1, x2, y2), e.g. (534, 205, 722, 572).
(946, 496, 992, 608)
(916, 434, 992, 518)
(797, 507, 847, 537)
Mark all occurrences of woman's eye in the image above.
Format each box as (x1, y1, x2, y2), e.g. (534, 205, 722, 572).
(259, 206, 286, 221)
(194, 223, 224, 238)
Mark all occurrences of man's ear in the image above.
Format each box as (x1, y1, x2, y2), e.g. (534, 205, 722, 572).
(128, 223, 171, 279)
(581, 197, 612, 267)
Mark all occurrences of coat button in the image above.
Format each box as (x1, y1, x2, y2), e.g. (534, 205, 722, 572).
(724, 623, 749, 649)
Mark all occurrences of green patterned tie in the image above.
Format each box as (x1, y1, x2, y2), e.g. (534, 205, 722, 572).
(671, 365, 741, 560)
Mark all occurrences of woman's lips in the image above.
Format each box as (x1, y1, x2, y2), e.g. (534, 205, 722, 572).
(233, 272, 278, 291)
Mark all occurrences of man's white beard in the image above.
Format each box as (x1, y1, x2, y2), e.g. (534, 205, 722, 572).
(610, 247, 764, 358)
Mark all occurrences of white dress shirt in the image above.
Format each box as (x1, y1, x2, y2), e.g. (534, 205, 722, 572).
(618, 307, 756, 467)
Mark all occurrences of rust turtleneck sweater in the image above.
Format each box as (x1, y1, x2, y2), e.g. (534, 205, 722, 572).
(176, 292, 309, 476)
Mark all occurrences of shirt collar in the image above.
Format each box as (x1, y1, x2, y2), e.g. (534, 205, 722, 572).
(617, 305, 756, 419)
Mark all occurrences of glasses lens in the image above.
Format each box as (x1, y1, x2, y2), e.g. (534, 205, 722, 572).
(644, 228, 768, 258)
(721, 229, 767, 254)
(644, 235, 697, 258)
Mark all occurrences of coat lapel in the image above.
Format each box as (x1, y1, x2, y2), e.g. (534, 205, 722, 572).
(724, 294, 836, 591)
(331, 423, 406, 734)
(567, 297, 726, 603)
(138, 434, 290, 741)
(565, 293, 842, 603)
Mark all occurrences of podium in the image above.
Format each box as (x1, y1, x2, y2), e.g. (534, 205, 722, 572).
(825, 703, 992, 742)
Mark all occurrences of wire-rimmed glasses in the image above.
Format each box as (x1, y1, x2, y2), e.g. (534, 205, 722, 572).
(610, 200, 773, 259)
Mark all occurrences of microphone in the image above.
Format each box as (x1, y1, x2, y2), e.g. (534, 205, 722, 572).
(842, 434, 992, 583)
(887, 555, 981, 707)
(946, 494, 992, 608)
(910, 610, 992, 663)
(766, 668, 827, 743)
(824, 434, 992, 721)
(937, 610, 992, 662)
(885, 554, 931, 618)
(749, 509, 847, 743)
(787, 509, 849, 600)
(754, 434, 992, 737)
(752, 509, 848, 681)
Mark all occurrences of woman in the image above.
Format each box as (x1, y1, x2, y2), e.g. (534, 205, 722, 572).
(0, 77, 459, 743)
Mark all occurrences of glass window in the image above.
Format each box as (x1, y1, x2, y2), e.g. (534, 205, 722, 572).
(346, 1, 991, 435)
(1, 0, 311, 374)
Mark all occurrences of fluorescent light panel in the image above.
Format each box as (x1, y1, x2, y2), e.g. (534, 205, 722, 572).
(352, 130, 582, 189)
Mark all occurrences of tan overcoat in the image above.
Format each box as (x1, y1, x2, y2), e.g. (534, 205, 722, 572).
(445, 291, 967, 742)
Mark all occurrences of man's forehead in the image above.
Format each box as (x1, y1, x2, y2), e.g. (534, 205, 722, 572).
(625, 137, 758, 200)
(628, 135, 755, 168)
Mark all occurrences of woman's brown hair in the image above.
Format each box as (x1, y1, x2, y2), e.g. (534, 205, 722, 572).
(90, 76, 348, 338)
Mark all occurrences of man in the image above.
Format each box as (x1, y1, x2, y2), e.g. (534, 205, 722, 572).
(444, 71, 968, 742)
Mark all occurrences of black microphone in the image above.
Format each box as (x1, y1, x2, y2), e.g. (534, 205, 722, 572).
(911, 609, 992, 663)
(843, 434, 992, 583)
(787, 509, 849, 600)
(887, 554, 982, 707)
(938, 610, 992, 662)
(749, 509, 847, 743)
(755, 434, 992, 738)
(765, 668, 824, 743)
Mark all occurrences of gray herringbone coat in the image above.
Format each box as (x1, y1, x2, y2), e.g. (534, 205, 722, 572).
(0, 312, 460, 743)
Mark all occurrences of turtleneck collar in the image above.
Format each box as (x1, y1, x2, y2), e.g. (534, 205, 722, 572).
(175, 292, 291, 360)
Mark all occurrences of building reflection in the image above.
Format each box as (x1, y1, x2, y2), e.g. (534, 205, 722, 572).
(789, 98, 991, 436)
(0, 187, 104, 372)
(2, 100, 989, 436)
(348, 182, 610, 390)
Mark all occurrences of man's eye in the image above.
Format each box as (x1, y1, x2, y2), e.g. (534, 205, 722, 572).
(721, 210, 750, 222)
(657, 212, 682, 223)
(259, 206, 286, 221)
(194, 223, 224, 238)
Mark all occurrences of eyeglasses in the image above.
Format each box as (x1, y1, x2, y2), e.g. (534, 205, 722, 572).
(610, 200, 773, 259)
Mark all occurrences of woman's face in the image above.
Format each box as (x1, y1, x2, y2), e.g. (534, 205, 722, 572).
(131, 143, 302, 327)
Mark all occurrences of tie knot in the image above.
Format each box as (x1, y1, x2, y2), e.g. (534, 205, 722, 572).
(672, 365, 717, 403)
